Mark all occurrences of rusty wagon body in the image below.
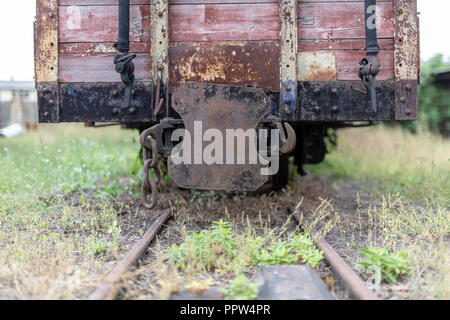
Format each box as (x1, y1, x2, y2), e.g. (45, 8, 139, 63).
(34, 0, 419, 206)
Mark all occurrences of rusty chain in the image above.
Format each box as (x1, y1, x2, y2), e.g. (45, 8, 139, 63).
(140, 126, 161, 210)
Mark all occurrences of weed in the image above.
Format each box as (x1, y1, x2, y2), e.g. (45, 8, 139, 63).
(222, 275, 260, 300)
(358, 246, 411, 285)
(165, 218, 324, 298)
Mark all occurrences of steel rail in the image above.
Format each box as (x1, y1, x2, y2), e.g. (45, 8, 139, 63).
(292, 212, 379, 300)
(88, 208, 171, 300)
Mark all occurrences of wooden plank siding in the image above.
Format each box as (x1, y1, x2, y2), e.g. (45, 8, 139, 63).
(57, 0, 395, 87)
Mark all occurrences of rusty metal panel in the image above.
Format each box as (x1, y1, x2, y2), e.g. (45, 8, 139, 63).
(280, 0, 298, 120)
(297, 80, 395, 121)
(35, 0, 58, 83)
(37, 83, 59, 122)
(58, 82, 154, 122)
(394, 0, 419, 120)
(298, 51, 337, 81)
(168, 83, 270, 191)
(169, 41, 280, 91)
(35, 0, 59, 122)
(280, 0, 297, 84)
(152, 0, 169, 83)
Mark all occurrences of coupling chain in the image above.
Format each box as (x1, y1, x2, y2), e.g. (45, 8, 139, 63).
(140, 126, 161, 210)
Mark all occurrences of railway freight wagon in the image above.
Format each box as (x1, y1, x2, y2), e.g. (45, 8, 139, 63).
(34, 0, 419, 208)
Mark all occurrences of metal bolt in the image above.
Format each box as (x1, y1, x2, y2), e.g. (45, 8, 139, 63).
(284, 9, 291, 16)
(129, 107, 136, 115)
(43, 111, 49, 117)
(400, 96, 406, 103)
(48, 99, 55, 106)
(158, 11, 163, 17)
(112, 108, 120, 115)
(112, 90, 119, 97)
(314, 88, 320, 94)
(331, 88, 338, 94)
(314, 105, 321, 113)
(331, 105, 339, 113)
(406, 85, 412, 91)
(405, 110, 412, 116)
(157, 63, 164, 71)
(49, 11, 55, 19)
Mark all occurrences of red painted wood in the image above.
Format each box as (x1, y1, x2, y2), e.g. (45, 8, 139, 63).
(58, 49, 393, 83)
(58, 2, 394, 43)
(298, 2, 394, 39)
(59, 0, 148, 5)
(59, 5, 151, 43)
(59, 54, 151, 82)
(60, 0, 392, 4)
(299, 39, 394, 51)
(59, 42, 150, 54)
(170, 4, 279, 41)
(335, 50, 394, 80)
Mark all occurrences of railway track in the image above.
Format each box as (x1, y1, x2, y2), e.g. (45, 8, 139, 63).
(88, 205, 377, 300)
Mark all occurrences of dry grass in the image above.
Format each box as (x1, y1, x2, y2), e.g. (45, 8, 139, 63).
(0, 124, 138, 299)
(309, 125, 449, 299)
(309, 125, 450, 206)
(0, 123, 448, 300)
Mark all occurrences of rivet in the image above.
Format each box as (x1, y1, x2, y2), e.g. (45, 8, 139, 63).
(158, 11, 163, 17)
(331, 88, 338, 94)
(43, 111, 49, 117)
(405, 110, 412, 116)
(400, 96, 406, 103)
(314, 88, 320, 94)
(314, 106, 321, 113)
(112, 90, 119, 97)
(129, 107, 136, 115)
(112, 108, 120, 114)
(406, 85, 412, 91)
(49, 11, 55, 19)
(331, 105, 339, 113)
(48, 99, 55, 106)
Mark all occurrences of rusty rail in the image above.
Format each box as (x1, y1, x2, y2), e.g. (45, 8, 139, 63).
(292, 212, 379, 300)
(88, 208, 171, 300)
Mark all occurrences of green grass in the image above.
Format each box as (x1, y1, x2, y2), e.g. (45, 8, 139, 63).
(358, 246, 411, 285)
(306, 125, 449, 299)
(162, 218, 324, 298)
(0, 124, 139, 298)
(308, 125, 450, 207)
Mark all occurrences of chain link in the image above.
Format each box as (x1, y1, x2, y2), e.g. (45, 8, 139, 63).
(140, 126, 161, 209)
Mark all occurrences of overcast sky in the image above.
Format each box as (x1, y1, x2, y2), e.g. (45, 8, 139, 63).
(0, 0, 449, 81)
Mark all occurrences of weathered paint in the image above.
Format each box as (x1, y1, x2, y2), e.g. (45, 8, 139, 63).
(152, 0, 169, 83)
(280, 0, 298, 120)
(298, 2, 394, 40)
(394, 0, 419, 120)
(298, 51, 336, 81)
(35, 0, 419, 124)
(59, 53, 152, 83)
(35, 0, 58, 83)
(59, 5, 151, 43)
(170, 41, 280, 91)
